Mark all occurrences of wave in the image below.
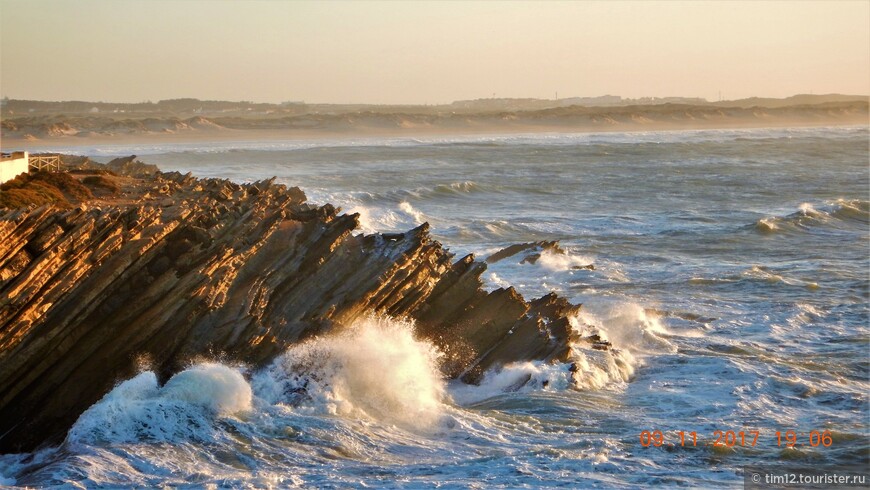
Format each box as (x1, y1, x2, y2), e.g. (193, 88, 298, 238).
(253, 315, 448, 430)
(26, 125, 865, 159)
(67, 363, 251, 444)
(59, 309, 671, 448)
(742, 265, 820, 290)
(537, 248, 595, 271)
(453, 302, 676, 402)
(450, 361, 578, 403)
(349, 181, 491, 205)
(346, 202, 427, 234)
(565, 302, 705, 391)
(450, 220, 535, 241)
(0, 308, 679, 486)
(754, 199, 869, 233)
(690, 265, 820, 291)
(574, 302, 678, 356)
(310, 182, 490, 234)
(432, 181, 485, 196)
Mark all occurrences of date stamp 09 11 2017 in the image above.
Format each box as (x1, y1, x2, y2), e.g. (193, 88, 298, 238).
(638, 429, 835, 448)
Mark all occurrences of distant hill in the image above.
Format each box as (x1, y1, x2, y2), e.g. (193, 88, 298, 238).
(712, 94, 868, 109)
(3, 94, 867, 120)
(448, 95, 710, 112)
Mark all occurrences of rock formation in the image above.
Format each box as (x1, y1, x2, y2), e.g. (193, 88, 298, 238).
(0, 169, 585, 452)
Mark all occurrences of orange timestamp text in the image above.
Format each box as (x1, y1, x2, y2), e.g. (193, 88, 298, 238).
(639, 430, 834, 448)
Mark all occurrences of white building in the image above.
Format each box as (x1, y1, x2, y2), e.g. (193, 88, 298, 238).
(0, 151, 29, 184)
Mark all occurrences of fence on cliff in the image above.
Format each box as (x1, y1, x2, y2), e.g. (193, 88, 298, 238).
(28, 155, 62, 172)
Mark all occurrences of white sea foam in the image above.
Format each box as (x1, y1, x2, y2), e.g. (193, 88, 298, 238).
(252, 315, 448, 430)
(574, 302, 677, 355)
(17, 125, 863, 158)
(67, 363, 251, 444)
(434, 181, 481, 195)
(343, 202, 426, 234)
(755, 199, 869, 234)
(450, 361, 576, 404)
(453, 301, 676, 400)
(755, 217, 779, 232)
(564, 303, 678, 389)
(743, 265, 819, 289)
(398, 201, 426, 225)
(486, 272, 513, 289)
(346, 204, 400, 234)
(162, 363, 253, 415)
(798, 202, 823, 217)
(569, 349, 637, 391)
(537, 249, 595, 271)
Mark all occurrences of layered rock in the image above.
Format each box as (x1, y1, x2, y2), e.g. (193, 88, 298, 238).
(0, 171, 583, 452)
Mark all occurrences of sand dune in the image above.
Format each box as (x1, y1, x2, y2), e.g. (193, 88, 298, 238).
(2, 99, 866, 142)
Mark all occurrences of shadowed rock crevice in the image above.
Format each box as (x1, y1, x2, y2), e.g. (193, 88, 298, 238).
(0, 170, 588, 452)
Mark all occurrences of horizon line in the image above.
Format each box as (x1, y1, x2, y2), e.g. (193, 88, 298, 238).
(2, 93, 868, 107)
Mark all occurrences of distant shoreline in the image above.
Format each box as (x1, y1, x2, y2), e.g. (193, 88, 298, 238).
(5, 118, 868, 154)
(2, 100, 867, 151)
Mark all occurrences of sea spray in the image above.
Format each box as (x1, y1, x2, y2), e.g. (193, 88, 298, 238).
(453, 301, 672, 400)
(449, 361, 577, 404)
(253, 315, 448, 429)
(346, 205, 400, 234)
(67, 363, 252, 444)
(564, 302, 670, 389)
(537, 248, 595, 272)
(397, 201, 426, 225)
(346, 202, 425, 234)
(162, 363, 253, 415)
(574, 302, 677, 356)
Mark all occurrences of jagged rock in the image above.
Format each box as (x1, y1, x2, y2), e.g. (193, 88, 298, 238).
(486, 240, 564, 264)
(572, 264, 595, 270)
(105, 155, 159, 177)
(0, 172, 584, 452)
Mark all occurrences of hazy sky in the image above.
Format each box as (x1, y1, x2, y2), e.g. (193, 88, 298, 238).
(1, 0, 868, 104)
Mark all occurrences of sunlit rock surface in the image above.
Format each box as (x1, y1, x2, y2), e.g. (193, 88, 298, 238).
(0, 169, 581, 451)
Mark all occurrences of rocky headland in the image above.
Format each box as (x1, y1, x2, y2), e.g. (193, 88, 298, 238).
(0, 158, 595, 452)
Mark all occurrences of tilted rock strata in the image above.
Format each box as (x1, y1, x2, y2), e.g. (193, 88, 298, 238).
(0, 173, 581, 451)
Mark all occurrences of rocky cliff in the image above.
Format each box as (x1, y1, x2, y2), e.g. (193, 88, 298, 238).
(0, 169, 586, 452)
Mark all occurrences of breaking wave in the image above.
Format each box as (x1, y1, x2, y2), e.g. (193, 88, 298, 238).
(253, 315, 448, 430)
(67, 363, 251, 445)
(59, 308, 669, 451)
(454, 302, 675, 403)
(537, 248, 595, 271)
(754, 199, 869, 233)
(346, 202, 427, 234)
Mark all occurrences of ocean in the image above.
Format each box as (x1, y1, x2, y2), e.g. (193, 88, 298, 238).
(2, 126, 868, 488)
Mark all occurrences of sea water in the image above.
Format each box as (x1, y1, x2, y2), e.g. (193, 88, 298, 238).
(2, 126, 868, 487)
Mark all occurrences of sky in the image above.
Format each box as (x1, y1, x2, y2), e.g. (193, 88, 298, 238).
(1, 0, 868, 104)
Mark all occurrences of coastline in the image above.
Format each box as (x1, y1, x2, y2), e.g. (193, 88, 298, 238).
(3, 101, 867, 152)
(0, 161, 593, 451)
(5, 119, 868, 154)
(1, 121, 867, 487)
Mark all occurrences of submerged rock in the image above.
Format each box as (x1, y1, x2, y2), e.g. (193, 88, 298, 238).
(0, 171, 581, 451)
(485, 240, 563, 264)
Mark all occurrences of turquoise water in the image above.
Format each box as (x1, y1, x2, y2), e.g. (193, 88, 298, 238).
(3, 126, 868, 487)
